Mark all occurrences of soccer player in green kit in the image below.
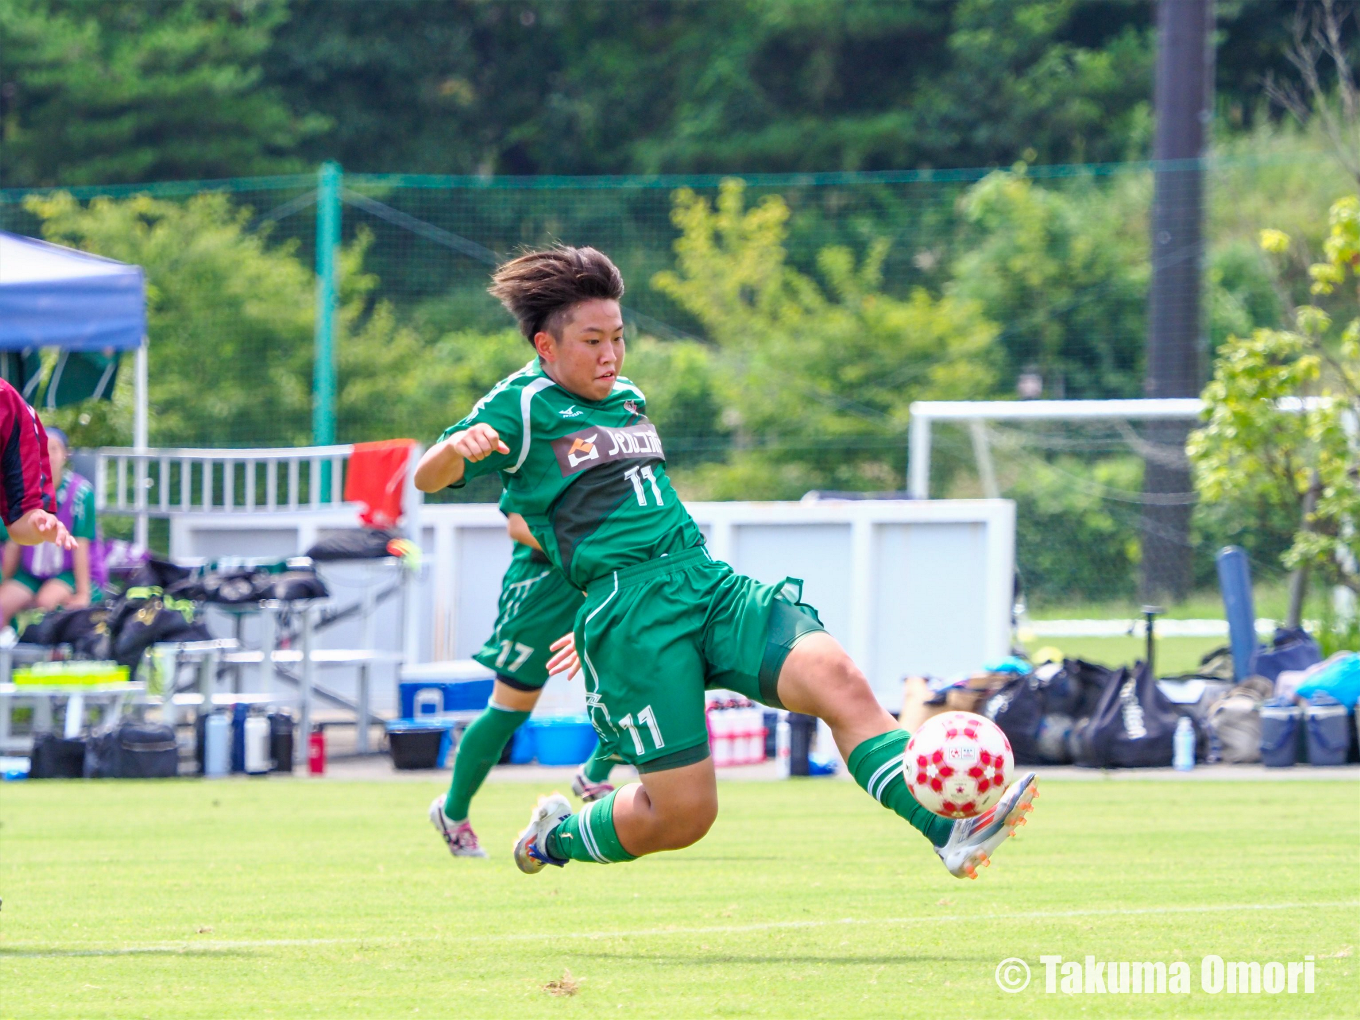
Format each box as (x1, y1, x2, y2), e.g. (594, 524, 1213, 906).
(414, 246, 1037, 879)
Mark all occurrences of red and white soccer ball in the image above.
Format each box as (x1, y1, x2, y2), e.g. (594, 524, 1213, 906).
(904, 711, 1014, 819)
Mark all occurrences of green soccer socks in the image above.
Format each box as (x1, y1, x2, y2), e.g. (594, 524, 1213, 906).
(848, 729, 954, 846)
(581, 743, 616, 784)
(544, 789, 637, 864)
(443, 704, 530, 821)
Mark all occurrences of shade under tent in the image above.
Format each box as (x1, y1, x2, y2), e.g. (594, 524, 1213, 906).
(0, 231, 149, 544)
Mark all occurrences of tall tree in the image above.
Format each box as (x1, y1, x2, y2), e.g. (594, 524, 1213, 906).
(0, 0, 320, 187)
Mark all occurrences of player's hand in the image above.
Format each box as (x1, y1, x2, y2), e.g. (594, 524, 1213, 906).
(448, 424, 510, 463)
(35, 512, 76, 551)
(545, 632, 582, 680)
(10, 509, 75, 550)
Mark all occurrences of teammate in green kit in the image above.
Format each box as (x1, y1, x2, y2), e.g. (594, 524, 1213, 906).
(414, 246, 1038, 879)
(421, 508, 618, 856)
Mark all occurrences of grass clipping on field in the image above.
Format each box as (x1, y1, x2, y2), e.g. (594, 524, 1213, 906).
(543, 970, 579, 997)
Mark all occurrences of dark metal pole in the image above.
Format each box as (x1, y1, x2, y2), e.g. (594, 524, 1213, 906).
(1143, 0, 1213, 602)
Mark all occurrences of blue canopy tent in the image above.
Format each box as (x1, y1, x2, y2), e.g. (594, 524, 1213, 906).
(0, 231, 149, 542)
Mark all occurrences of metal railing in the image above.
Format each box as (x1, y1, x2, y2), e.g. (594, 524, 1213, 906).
(95, 444, 356, 515)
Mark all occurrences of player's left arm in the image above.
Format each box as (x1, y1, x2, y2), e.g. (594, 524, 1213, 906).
(505, 512, 543, 552)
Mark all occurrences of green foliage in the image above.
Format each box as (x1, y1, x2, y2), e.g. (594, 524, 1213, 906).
(0, 1, 1315, 189)
(0, 0, 321, 186)
(22, 195, 497, 452)
(1009, 455, 1143, 603)
(27, 190, 314, 446)
(1190, 195, 1360, 595)
(950, 168, 1149, 398)
(653, 180, 998, 497)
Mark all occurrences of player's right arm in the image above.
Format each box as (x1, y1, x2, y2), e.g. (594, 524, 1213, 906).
(415, 375, 528, 493)
(413, 424, 510, 492)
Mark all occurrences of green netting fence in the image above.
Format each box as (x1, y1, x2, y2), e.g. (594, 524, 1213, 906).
(0, 147, 1348, 606)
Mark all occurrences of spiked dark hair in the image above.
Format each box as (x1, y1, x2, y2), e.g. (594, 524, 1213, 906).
(489, 246, 625, 343)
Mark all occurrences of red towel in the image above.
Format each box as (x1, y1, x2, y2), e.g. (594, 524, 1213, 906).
(344, 439, 415, 529)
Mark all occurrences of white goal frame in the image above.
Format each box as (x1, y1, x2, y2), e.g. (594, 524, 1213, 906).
(906, 398, 1205, 499)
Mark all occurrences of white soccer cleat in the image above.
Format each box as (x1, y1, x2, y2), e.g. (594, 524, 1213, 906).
(934, 772, 1038, 880)
(570, 768, 614, 803)
(513, 792, 573, 874)
(428, 796, 488, 858)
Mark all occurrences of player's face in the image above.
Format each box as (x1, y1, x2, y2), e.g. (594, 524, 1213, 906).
(535, 298, 625, 402)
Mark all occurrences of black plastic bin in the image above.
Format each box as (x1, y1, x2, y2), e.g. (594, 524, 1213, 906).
(387, 722, 449, 770)
(30, 734, 86, 778)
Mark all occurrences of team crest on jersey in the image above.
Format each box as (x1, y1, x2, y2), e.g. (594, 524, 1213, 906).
(552, 422, 665, 476)
(623, 399, 639, 414)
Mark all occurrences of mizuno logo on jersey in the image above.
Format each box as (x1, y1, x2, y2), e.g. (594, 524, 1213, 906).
(559, 405, 584, 418)
(552, 422, 665, 476)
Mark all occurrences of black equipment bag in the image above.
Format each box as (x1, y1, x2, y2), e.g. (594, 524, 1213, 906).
(175, 566, 328, 604)
(1074, 662, 1182, 768)
(305, 528, 397, 561)
(85, 723, 179, 778)
(30, 733, 87, 778)
(984, 675, 1045, 765)
(268, 569, 328, 601)
(109, 589, 212, 671)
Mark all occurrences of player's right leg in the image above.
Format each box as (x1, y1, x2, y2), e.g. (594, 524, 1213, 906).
(773, 630, 1037, 878)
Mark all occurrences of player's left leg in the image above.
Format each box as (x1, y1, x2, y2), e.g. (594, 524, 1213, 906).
(774, 631, 1037, 878)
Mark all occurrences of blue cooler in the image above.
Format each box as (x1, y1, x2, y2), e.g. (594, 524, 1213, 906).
(399, 661, 495, 719)
(1304, 692, 1351, 767)
(530, 717, 598, 766)
(1260, 697, 1302, 768)
(508, 724, 536, 764)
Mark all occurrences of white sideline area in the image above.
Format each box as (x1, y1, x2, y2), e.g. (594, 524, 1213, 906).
(165, 498, 1016, 714)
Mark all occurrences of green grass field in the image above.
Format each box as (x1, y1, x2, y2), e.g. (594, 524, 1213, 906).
(2, 777, 1357, 1019)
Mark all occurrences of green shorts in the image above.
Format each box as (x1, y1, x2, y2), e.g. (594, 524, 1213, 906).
(577, 547, 824, 773)
(473, 551, 586, 689)
(11, 569, 75, 594)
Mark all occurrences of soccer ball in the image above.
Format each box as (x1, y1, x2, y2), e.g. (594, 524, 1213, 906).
(904, 711, 1014, 819)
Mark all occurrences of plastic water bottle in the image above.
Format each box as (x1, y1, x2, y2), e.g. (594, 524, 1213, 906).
(244, 714, 270, 775)
(203, 713, 230, 777)
(1173, 716, 1195, 772)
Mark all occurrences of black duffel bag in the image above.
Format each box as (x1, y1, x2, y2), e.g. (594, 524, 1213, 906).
(984, 675, 1046, 765)
(305, 527, 397, 561)
(85, 723, 179, 778)
(30, 733, 87, 778)
(1074, 662, 1183, 768)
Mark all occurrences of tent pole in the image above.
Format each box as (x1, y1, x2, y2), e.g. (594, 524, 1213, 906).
(134, 340, 148, 549)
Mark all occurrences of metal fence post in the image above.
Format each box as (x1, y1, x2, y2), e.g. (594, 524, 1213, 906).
(313, 162, 342, 498)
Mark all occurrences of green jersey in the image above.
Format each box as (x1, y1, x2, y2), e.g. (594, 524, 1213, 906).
(442, 358, 702, 588)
